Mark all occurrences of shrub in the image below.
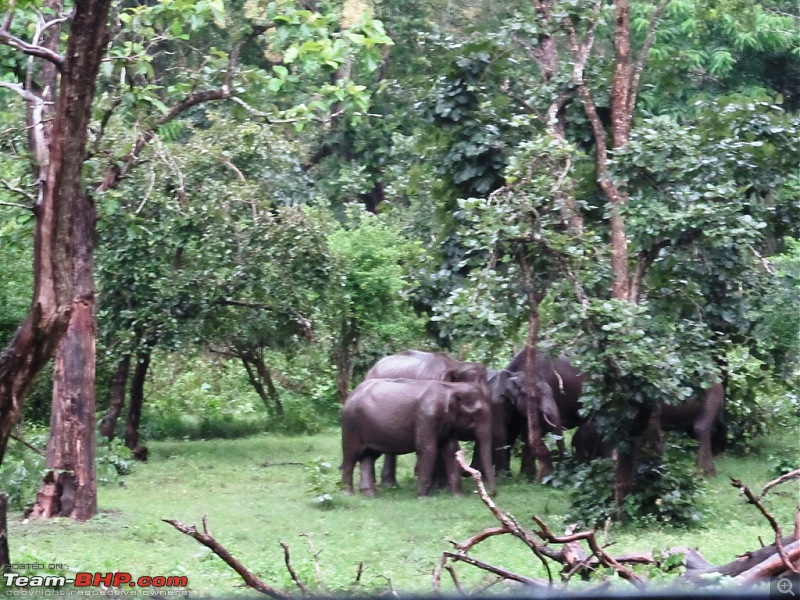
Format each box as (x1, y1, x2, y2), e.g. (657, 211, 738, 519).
(556, 438, 706, 528)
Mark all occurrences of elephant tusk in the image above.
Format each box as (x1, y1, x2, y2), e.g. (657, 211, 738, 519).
(554, 370, 565, 394)
(543, 412, 558, 429)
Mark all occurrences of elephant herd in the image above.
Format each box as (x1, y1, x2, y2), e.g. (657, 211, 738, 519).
(340, 349, 726, 497)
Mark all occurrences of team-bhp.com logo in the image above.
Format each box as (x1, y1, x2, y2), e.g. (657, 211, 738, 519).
(4, 572, 188, 595)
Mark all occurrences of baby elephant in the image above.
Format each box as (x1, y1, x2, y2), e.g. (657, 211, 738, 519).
(341, 378, 494, 497)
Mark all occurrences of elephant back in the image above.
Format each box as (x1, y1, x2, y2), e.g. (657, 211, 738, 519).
(365, 350, 487, 384)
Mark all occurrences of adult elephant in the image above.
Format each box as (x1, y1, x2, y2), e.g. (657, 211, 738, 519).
(364, 350, 492, 489)
(571, 382, 726, 476)
(485, 369, 565, 474)
(341, 378, 494, 497)
(506, 352, 585, 429)
(494, 352, 585, 476)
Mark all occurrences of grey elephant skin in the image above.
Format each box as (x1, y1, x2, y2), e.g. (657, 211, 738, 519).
(488, 353, 584, 474)
(572, 382, 726, 476)
(340, 378, 494, 496)
(485, 368, 565, 474)
(363, 350, 495, 492)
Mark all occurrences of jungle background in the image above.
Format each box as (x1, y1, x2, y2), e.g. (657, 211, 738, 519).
(0, 0, 798, 595)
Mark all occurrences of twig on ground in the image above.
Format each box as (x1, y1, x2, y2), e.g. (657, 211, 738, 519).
(279, 541, 310, 594)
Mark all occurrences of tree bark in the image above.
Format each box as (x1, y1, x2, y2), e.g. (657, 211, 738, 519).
(29, 189, 97, 520)
(0, 494, 9, 572)
(516, 248, 551, 481)
(240, 353, 284, 417)
(125, 352, 151, 454)
(99, 354, 131, 440)
(334, 320, 358, 404)
(0, 0, 112, 466)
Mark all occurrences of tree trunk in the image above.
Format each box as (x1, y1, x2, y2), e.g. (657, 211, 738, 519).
(29, 189, 98, 521)
(516, 248, 551, 481)
(0, 494, 9, 572)
(240, 353, 284, 417)
(125, 352, 151, 455)
(334, 320, 358, 404)
(0, 0, 112, 465)
(99, 354, 131, 440)
(253, 354, 284, 417)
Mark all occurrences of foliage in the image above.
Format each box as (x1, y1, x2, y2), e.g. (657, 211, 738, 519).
(0, 427, 46, 511)
(305, 457, 339, 509)
(96, 439, 135, 486)
(560, 439, 707, 528)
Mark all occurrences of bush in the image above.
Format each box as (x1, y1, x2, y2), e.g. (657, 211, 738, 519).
(96, 438, 135, 485)
(555, 438, 706, 528)
(0, 427, 46, 510)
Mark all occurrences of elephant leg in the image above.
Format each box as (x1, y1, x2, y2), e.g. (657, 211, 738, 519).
(441, 439, 463, 497)
(694, 422, 716, 477)
(415, 441, 438, 497)
(519, 441, 537, 481)
(359, 452, 378, 497)
(380, 454, 399, 487)
(341, 456, 356, 496)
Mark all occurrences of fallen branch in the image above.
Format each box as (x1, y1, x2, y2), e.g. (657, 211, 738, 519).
(163, 517, 291, 599)
(732, 478, 798, 574)
(760, 469, 800, 498)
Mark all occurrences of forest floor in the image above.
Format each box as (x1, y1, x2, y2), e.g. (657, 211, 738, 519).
(6, 428, 799, 597)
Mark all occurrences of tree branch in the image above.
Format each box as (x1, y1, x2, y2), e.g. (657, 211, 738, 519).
(628, 0, 670, 116)
(0, 9, 64, 69)
(279, 542, 310, 594)
(732, 478, 799, 574)
(761, 469, 800, 499)
(163, 518, 291, 599)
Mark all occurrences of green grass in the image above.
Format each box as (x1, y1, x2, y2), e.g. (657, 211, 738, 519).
(6, 428, 799, 596)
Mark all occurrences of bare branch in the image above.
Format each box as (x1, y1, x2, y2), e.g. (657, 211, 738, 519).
(442, 552, 550, 589)
(279, 541, 310, 594)
(0, 199, 33, 212)
(0, 9, 64, 69)
(732, 478, 799, 574)
(531, 515, 646, 587)
(0, 80, 43, 104)
(163, 518, 291, 599)
(761, 469, 800, 498)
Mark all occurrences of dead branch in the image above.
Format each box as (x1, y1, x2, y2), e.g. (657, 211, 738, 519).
(443, 564, 464, 595)
(442, 552, 550, 590)
(9, 434, 45, 456)
(760, 469, 800, 498)
(454, 451, 557, 577)
(163, 518, 291, 599)
(731, 540, 800, 585)
(531, 515, 645, 587)
(449, 526, 509, 553)
(279, 541, 310, 594)
(732, 478, 799, 574)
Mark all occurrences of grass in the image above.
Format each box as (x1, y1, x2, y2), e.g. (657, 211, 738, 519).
(6, 428, 799, 597)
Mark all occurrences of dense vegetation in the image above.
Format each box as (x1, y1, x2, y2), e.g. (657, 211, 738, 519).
(0, 0, 798, 593)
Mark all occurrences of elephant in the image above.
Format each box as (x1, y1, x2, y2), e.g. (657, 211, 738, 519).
(506, 352, 585, 429)
(492, 352, 585, 476)
(484, 368, 565, 475)
(571, 382, 727, 476)
(340, 378, 495, 497)
(363, 350, 492, 488)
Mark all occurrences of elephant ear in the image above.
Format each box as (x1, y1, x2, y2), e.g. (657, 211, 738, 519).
(488, 370, 511, 403)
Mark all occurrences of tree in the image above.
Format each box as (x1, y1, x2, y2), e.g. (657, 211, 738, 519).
(0, 0, 113, 521)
